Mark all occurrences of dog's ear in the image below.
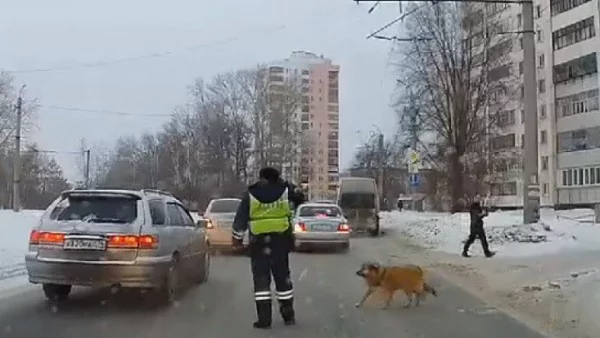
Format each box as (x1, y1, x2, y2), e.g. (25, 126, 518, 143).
(367, 262, 380, 271)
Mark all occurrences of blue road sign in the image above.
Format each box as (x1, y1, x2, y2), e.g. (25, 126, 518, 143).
(409, 173, 420, 187)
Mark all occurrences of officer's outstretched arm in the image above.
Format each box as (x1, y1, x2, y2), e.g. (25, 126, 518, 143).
(232, 191, 250, 240)
(287, 182, 305, 210)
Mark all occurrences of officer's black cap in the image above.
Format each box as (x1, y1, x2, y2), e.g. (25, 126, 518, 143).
(259, 167, 280, 183)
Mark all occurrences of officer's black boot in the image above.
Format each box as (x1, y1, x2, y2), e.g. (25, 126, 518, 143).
(279, 299, 296, 326)
(253, 301, 272, 329)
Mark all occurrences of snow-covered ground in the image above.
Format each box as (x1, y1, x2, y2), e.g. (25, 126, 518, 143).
(0, 210, 44, 292)
(381, 209, 600, 338)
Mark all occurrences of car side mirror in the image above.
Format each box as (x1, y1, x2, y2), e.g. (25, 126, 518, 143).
(196, 219, 207, 228)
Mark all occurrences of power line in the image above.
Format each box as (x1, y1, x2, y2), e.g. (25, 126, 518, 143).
(3, 5, 356, 75)
(22, 149, 84, 155)
(4, 28, 282, 75)
(41, 105, 173, 117)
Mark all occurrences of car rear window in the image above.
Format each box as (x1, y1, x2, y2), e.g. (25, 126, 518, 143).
(339, 193, 376, 209)
(49, 195, 138, 223)
(208, 199, 240, 213)
(299, 206, 341, 217)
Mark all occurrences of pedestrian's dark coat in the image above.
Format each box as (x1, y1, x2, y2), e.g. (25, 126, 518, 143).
(463, 201, 494, 258)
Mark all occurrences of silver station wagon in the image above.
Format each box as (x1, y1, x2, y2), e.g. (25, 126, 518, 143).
(25, 189, 211, 304)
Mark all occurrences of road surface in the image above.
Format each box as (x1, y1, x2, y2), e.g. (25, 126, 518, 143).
(0, 235, 547, 338)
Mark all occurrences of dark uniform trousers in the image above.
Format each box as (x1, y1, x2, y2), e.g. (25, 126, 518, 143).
(250, 234, 294, 324)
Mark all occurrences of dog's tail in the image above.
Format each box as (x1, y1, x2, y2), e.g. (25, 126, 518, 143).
(423, 282, 437, 297)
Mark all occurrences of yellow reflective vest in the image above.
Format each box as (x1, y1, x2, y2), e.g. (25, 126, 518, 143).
(249, 188, 292, 235)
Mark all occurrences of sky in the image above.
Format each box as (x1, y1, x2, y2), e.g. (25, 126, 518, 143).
(1, 0, 403, 181)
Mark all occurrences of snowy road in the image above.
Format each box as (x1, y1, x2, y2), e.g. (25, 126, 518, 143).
(0, 236, 546, 338)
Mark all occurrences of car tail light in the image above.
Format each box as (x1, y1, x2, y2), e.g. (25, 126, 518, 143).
(294, 222, 307, 232)
(107, 235, 158, 249)
(337, 223, 350, 232)
(29, 230, 40, 245)
(30, 230, 65, 246)
(206, 220, 214, 229)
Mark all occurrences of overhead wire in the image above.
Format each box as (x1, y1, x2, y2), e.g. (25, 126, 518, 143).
(3, 4, 359, 75)
(41, 105, 173, 117)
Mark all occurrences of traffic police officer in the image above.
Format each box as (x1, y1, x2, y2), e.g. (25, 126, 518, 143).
(231, 167, 305, 329)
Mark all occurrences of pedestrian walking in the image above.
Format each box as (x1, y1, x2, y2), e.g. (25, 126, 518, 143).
(231, 167, 305, 329)
(462, 199, 495, 258)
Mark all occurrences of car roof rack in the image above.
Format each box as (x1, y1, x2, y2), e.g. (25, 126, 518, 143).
(141, 189, 173, 197)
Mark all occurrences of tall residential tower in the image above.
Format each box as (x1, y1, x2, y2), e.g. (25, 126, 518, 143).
(268, 51, 340, 199)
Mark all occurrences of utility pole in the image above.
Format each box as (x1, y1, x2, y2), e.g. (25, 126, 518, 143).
(521, 0, 540, 224)
(12, 85, 25, 212)
(84, 149, 91, 188)
(409, 107, 418, 198)
(377, 133, 385, 209)
(356, 0, 540, 223)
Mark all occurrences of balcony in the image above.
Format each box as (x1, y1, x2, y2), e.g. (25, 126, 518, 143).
(269, 66, 284, 73)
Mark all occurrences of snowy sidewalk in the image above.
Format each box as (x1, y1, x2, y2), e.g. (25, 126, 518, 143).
(380, 209, 600, 338)
(0, 210, 43, 285)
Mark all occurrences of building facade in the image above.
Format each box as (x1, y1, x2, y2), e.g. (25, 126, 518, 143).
(547, 0, 600, 207)
(268, 51, 340, 199)
(480, 0, 600, 208)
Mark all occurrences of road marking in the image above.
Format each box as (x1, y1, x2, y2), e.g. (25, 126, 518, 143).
(298, 268, 308, 281)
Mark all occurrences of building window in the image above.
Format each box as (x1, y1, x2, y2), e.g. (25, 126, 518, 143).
(519, 37, 523, 49)
(553, 52, 597, 84)
(491, 182, 517, 196)
(519, 61, 523, 75)
(541, 156, 549, 170)
(538, 54, 545, 69)
(557, 126, 600, 152)
(540, 130, 548, 144)
(520, 109, 525, 123)
(551, 0, 592, 17)
(537, 29, 543, 42)
(495, 109, 515, 126)
(491, 133, 516, 150)
(539, 104, 547, 118)
(542, 183, 549, 195)
(556, 89, 599, 117)
(521, 134, 525, 148)
(488, 63, 511, 81)
(561, 167, 600, 186)
(538, 79, 546, 93)
(552, 17, 595, 51)
(486, 2, 508, 15)
(535, 5, 542, 18)
(516, 14, 522, 27)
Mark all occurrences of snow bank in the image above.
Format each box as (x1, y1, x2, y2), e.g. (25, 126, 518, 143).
(0, 210, 44, 283)
(380, 208, 600, 337)
(381, 208, 600, 257)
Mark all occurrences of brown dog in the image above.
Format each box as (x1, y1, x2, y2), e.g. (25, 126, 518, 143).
(355, 262, 437, 309)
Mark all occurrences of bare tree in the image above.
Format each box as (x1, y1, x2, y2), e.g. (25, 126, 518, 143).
(95, 66, 309, 208)
(394, 2, 518, 211)
(0, 72, 37, 149)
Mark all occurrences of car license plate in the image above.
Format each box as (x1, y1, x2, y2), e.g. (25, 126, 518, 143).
(63, 238, 106, 251)
(311, 224, 333, 231)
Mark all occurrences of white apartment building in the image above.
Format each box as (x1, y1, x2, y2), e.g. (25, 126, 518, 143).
(267, 51, 341, 199)
(539, 0, 600, 207)
(481, 0, 600, 208)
